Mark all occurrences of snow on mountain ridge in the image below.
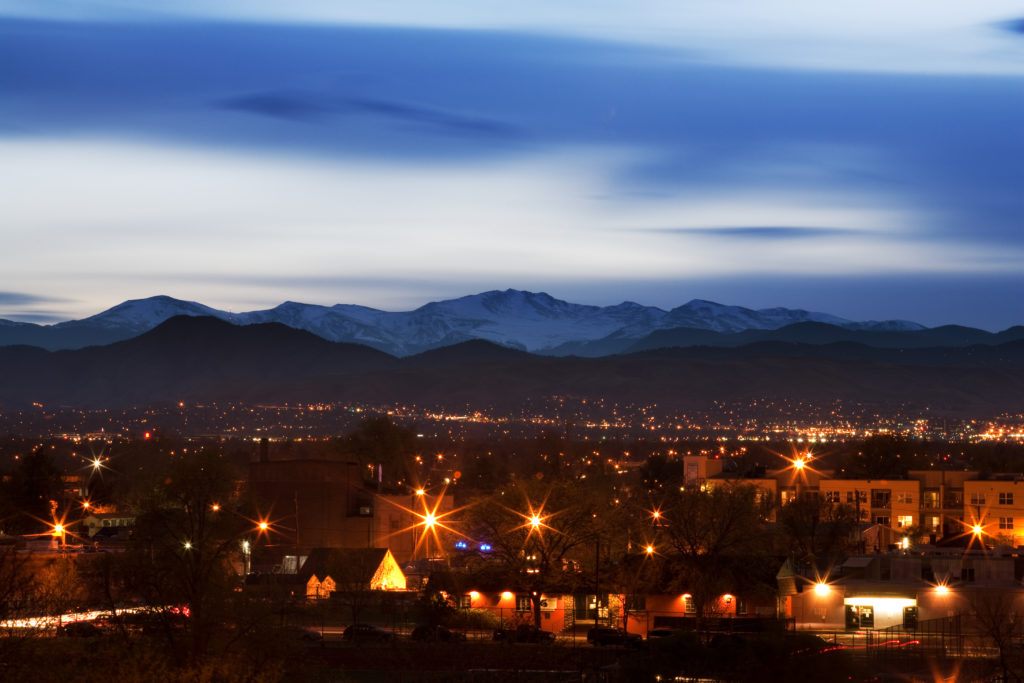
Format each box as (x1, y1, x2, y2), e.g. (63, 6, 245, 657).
(10, 290, 927, 355)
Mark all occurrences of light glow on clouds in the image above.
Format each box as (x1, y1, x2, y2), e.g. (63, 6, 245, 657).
(3, 137, 1013, 320)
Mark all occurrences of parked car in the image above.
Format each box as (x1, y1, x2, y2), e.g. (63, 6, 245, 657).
(411, 624, 467, 642)
(58, 621, 103, 638)
(646, 627, 679, 640)
(493, 624, 556, 643)
(587, 626, 643, 648)
(342, 623, 395, 642)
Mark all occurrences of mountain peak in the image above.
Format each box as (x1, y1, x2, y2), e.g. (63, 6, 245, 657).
(0, 290, 953, 356)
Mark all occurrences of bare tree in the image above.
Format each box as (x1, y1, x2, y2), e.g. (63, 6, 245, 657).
(466, 479, 604, 628)
(657, 482, 770, 632)
(966, 588, 1024, 682)
(0, 545, 42, 677)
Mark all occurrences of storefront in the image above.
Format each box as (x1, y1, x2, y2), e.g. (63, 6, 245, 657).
(843, 595, 917, 630)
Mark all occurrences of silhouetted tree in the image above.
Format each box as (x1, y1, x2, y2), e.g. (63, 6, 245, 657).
(656, 483, 771, 631)
(776, 496, 859, 568)
(342, 417, 418, 488)
(466, 479, 604, 627)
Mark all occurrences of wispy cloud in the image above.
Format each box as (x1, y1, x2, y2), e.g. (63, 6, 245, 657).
(0, 292, 65, 306)
(219, 91, 520, 138)
(640, 226, 864, 240)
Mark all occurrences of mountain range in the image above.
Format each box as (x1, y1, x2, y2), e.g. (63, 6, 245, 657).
(2, 315, 1023, 413)
(3, 290, 1020, 357)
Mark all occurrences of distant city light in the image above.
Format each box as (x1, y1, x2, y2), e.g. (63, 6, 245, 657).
(479, 543, 492, 552)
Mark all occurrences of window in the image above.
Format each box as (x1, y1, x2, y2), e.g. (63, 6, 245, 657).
(1000, 517, 1014, 530)
(1000, 492, 1014, 505)
(825, 491, 839, 503)
(516, 596, 532, 612)
(970, 492, 986, 505)
(684, 596, 696, 614)
(459, 595, 472, 609)
(735, 597, 747, 616)
(923, 490, 940, 509)
(897, 492, 913, 504)
(897, 515, 913, 528)
(875, 516, 890, 526)
(846, 490, 866, 504)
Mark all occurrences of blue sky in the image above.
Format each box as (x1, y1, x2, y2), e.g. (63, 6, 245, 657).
(1, 2, 1022, 329)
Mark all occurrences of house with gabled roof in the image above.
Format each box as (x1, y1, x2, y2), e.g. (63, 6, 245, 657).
(299, 547, 407, 599)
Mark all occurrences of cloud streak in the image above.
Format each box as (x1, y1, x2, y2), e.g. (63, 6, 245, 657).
(0, 18, 1021, 329)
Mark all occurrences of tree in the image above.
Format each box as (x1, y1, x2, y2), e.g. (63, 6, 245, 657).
(966, 588, 1024, 682)
(776, 496, 859, 569)
(656, 483, 771, 631)
(118, 451, 251, 664)
(0, 545, 42, 677)
(466, 479, 604, 628)
(342, 417, 418, 489)
(2, 447, 64, 534)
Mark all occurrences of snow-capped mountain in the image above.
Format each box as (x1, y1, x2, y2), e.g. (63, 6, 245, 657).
(0, 289, 930, 355)
(57, 295, 229, 335)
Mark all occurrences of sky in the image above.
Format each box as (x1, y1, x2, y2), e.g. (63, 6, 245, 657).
(1, 2, 1022, 329)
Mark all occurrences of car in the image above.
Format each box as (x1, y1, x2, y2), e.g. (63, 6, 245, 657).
(493, 624, 556, 643)
(278, 625, 324, 643)
(58, 621, 103, 637)
(587, 626, 643, 648)
(411, 624, 467, 642)
(646, 627, 679, 640)
(342, 623, 395, 642)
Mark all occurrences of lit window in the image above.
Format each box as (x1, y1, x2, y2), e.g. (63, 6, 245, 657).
(684, 596, 696, 615)
(1000, 492, 1014, 505)
(897, 515, 913, 528)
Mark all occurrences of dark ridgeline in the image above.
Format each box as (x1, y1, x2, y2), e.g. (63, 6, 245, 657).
(1, 315, 1024, 414)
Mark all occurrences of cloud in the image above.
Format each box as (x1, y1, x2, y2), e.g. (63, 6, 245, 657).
(0, 292, 65, 306)
(644, 226, 862, 239)
(218, 91, 520, 138)
(999, 18, 1024, 34)
(219, 93, 331, 122)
